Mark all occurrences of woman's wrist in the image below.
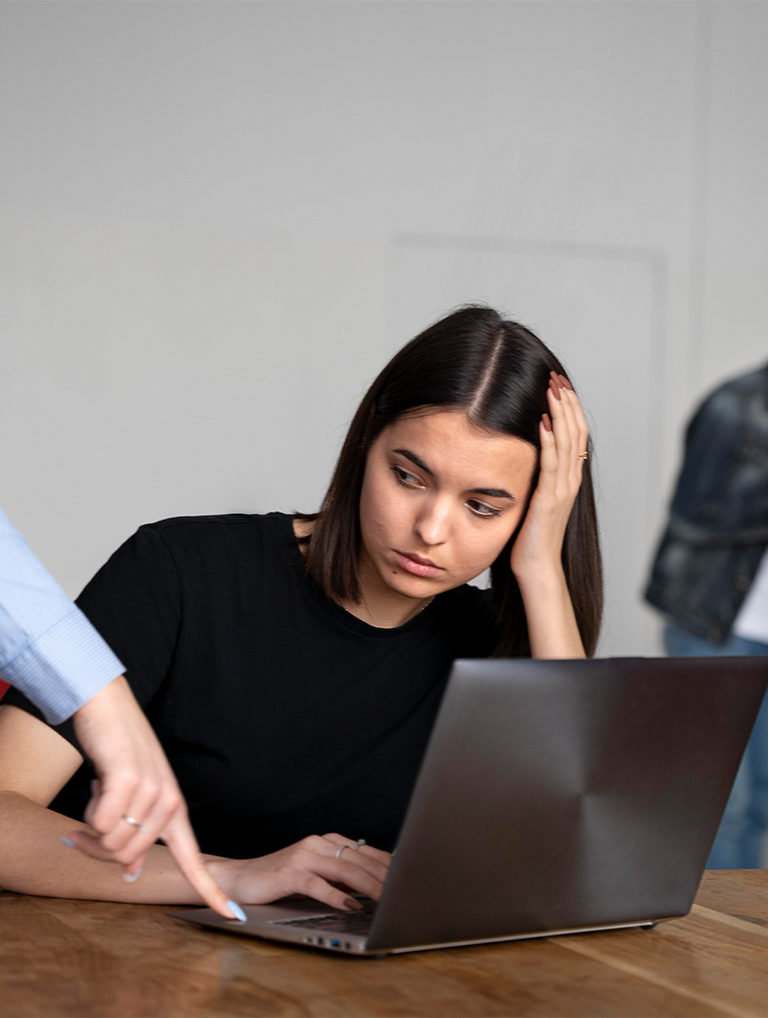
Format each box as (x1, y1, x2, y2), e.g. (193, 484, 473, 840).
(512, 556, 567, 590)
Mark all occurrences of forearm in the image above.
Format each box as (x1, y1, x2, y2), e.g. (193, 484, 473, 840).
(516, 565, 586, 659)
(0, 790, 228, 904)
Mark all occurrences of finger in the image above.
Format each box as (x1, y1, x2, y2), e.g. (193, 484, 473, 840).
(83, 777, 110, 830)
(296, 872, 365, 912)
(161, 810, 243, 920)
(559, 389, 587, 484)
(321, 834, 392, 868)
(97, 780, 167, 857)
(538, 414, 558, 480)
(95, 765, 177, 863)
(558, 389, 582, 470)
(86, 774, 149, 851)
(327, 847, 390, 886)
(305, 835, 390, 886)
(122, 853, 146, 877)
(558, 374, 589, 455)
(100, 781, 187, 865)
(63, 829, 146, 868)
(83, 781, 148, 871)
(549, 374, 582, 483)
(311, 856, 386, 901)
(551, 372, 580, 448)
(546, 384, 573, 463)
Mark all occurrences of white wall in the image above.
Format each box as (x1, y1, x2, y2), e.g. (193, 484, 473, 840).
(1, 0, 767, 655)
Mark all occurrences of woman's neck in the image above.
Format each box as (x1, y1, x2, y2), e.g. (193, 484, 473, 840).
(338, 547, 433, 629)
(292, 517, 433, 629)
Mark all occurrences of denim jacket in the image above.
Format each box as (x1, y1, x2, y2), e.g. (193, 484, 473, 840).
(645, 364, 768, 644)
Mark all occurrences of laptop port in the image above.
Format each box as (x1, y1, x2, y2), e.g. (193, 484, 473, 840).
(330, 939, 341, 948)
(316, 937, 324, 945)
(345, 942, 351, 950)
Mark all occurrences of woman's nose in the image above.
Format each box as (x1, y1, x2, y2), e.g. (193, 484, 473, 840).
(414, 501, 451, 546)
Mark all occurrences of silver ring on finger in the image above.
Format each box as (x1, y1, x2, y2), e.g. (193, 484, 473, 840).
(123, 815, 144, 829)
(352, 839, 366, 851)
(335, 844, 349, 860)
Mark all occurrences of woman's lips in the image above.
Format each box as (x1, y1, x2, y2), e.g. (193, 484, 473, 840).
(393, 551, 444, 577)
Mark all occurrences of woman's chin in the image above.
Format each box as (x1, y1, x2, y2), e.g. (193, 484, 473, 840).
(382, 569, 449, 601)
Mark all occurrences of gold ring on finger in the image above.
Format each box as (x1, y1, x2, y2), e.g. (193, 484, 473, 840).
(578, 452, 588, 460)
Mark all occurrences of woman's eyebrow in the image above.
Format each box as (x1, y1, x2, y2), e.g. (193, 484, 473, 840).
(470, 487, 514, 500)
(392, 448, 514, 500)
(393, 447, 434, 476)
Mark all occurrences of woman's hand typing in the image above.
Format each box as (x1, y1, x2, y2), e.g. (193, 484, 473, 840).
(210, 833, 392, 912)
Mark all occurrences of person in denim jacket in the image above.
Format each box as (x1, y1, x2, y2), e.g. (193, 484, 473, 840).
(646, 363, 768, 868)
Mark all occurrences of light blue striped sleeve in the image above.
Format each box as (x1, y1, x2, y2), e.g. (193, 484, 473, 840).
(0, 507, 124, 725)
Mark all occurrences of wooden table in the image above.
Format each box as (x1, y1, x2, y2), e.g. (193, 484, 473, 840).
(1, 871, 767, 1017)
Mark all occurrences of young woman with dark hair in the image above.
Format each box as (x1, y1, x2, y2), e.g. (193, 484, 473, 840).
(0, 305, 600, 915)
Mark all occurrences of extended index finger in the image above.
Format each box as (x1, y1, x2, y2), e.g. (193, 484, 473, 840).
(161, 809, 241, 919)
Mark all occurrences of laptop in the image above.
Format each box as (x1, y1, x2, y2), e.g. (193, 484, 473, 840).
(171, 656, 768, 956)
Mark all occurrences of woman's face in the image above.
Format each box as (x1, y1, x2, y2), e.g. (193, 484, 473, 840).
(358, 410, 538, 601)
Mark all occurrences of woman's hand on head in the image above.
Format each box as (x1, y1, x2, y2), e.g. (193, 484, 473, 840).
(212, 833, 392, 912)
(510, 372, 589, 580)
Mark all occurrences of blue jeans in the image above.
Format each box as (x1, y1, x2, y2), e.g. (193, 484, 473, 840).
(664, 624, 768, 868)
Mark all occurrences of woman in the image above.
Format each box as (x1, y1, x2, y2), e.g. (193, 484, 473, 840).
(0, 306, 600, 915)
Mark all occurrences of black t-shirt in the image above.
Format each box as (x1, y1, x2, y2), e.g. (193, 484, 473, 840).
(5, 513, 500, 857)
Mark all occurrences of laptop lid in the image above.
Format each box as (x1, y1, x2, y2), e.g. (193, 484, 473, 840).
(365, 656, 768, 951)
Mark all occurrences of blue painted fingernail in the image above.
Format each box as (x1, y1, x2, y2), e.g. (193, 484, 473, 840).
(122, 866, 142, 883)
(226, 900, 247, 922)
(60, 836, 77, 849)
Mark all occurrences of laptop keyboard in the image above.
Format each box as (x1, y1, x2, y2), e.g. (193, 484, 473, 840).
(273, 907, 375, 936)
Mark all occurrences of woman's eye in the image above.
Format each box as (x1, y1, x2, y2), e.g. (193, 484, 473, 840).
(467, 500, 501, 518)
(392, 466, 422, 487)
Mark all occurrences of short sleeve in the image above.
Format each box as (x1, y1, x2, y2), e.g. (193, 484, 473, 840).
(75, 525, 182, 710)
(0, 506, 123, 723)
(2, 524, 182, 753)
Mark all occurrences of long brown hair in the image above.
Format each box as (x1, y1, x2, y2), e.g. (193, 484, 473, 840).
(299, 306, 602, 656)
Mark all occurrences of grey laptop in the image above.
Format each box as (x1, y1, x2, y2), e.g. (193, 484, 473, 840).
(171, 656, 768, 956)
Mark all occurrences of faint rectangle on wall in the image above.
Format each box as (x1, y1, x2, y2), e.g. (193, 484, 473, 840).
(390, 234, 666, 657)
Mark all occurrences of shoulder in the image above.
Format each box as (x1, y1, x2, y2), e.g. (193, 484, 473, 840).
(87, 513, 294, 592)
(696, 366, 768, 425)
(141, 511, 282, 537)
(135, 512, 290, 555)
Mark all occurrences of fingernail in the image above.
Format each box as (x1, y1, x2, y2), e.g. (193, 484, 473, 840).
(226, 900, 247, 922)
(542, 413, 552, 433)
(60, 836, 77, 849)
(122, 866, 143, 883)
(548, 378, 561, 401)
(344, 897, 364, 911)
(559, 373, 574, 391)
